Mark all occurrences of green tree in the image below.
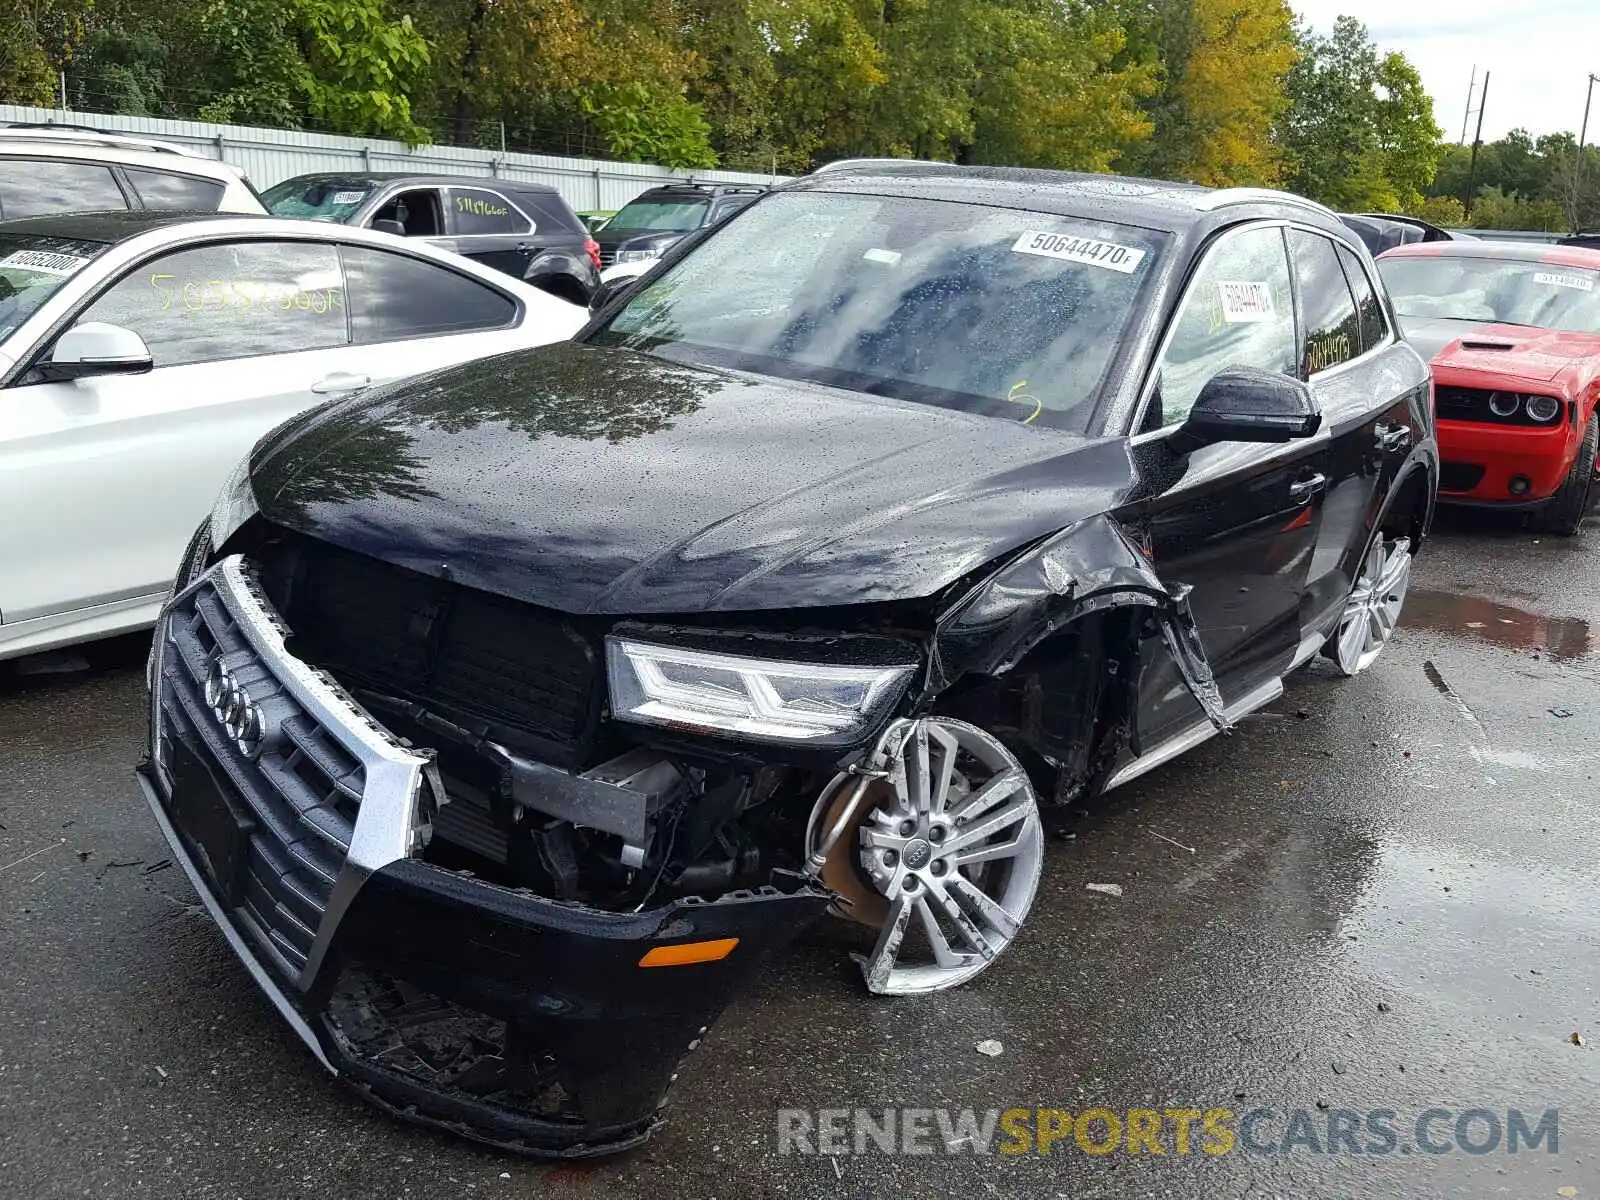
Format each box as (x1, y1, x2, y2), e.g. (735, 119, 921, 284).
(1126, 0, 1297, 186)
(1278, 16, 1441, 210)
(193, 0, 431, 142)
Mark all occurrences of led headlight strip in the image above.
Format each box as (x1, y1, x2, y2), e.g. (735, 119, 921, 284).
(606, 635, 915, 745)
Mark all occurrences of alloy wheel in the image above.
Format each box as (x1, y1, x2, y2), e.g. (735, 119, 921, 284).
(845, 717, 1044, 995)
(1333, 534, 1412, 676)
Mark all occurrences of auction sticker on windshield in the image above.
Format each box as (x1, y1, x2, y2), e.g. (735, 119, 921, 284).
(1533, 271, 1594, 292)
(1012, 232, 1146, 274)
(0, 249, 90, 276)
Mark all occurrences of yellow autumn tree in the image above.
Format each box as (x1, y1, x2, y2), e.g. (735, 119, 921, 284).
(1171, 0, 1297, 184)
(1124, 0, 1298, 186)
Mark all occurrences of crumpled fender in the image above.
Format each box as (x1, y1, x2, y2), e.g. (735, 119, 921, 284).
(926, 514, 1228, 731)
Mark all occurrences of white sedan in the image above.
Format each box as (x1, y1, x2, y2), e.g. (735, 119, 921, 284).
(0, 211, 587, 660)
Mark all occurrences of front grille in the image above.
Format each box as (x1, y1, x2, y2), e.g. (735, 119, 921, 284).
(257, 534, 603, 770)
(1436, 385, 1563, 427)
(1439, 461, 1487, 492)
(598, 248, 617, 267)
(155, 578, 363, 980)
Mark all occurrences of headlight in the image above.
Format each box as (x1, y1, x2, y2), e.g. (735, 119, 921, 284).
(614, 247, 663, 264)
(606, 636, 915, 745)
(1524, 394, 1561, 423)
(1488, 391, 1520, 418)
(210, 455, 259, 548)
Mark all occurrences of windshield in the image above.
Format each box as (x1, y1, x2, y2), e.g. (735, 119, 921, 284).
(606, 197, 710, 234)
(591, 190, 1168, 430)
(261, 178, 374, 222)
(1378, 255, 1600, 333)
(0, 235, 107, 341)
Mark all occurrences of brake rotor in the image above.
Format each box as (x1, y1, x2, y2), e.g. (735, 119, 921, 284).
(817, 778, 892, 927)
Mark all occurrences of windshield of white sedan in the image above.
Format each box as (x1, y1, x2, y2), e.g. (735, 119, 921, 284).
(261, 178, 374, 222)
(594, 191, 1167, 429)
(0, 234, 107, 341)
(1379, 255, 1600, 333)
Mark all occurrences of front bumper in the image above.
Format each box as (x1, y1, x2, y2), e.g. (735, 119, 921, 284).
(139, 557, 830, 1155)
(1436, 418, 1574, 504)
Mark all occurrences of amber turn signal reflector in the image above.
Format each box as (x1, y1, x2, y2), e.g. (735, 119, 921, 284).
(638, 938, 740, 967)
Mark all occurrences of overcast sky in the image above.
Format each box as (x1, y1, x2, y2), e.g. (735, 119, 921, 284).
(1293, 0, 1599, 144)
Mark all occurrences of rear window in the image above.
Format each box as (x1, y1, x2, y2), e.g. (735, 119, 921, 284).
(0, 234, 109, 340)
(521, 194, 584, 235)
(339, 245, 517, 342)
(0, 158, 127, 219)
(125, 168, 226, 211)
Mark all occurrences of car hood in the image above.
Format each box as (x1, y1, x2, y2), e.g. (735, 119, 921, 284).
(1401, 317, 1597, 383)
(249, 343, 1130, 615)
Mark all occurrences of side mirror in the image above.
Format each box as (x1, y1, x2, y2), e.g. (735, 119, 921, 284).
(1171, 366, 1320, 453)
(369, 218, 406, 237)
(41, 323, 153, 382)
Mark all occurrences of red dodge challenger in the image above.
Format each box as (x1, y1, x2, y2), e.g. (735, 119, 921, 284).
(1376, 241, 1600, 534)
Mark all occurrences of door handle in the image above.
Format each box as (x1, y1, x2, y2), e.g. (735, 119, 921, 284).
(311, 372, 371, 395)
(1375, 422, 1412, 451)
(1289, 472, 1327, 503)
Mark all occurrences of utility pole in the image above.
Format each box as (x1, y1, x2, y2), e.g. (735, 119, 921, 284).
(1459, 66, 1476, 146)
(1574, 73, 1598, 233)
(1463, 71, 1490, 222)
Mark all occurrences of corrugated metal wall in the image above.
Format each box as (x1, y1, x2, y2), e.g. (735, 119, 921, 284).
(0, 104, 790, 211)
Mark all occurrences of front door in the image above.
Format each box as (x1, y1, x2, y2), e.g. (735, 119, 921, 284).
(0, 238, 351, 625)
(1124, 223, 1331, 742)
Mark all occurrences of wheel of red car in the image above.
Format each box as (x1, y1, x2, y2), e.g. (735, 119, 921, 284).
(1535, 417, 1597, 537)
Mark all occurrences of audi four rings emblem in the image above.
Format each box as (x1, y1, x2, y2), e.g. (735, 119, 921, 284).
(204, 657, 265, 758)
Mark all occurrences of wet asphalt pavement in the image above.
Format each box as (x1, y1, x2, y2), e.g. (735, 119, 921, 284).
(3, 512, 1599, 1199)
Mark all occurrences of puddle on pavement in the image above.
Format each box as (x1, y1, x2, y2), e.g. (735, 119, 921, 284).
(1341, 839, 1600, 1012)
(1403, 588, 1592, 662)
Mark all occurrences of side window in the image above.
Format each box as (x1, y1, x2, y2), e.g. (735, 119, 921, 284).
(449, 188, 532, 235)
(339, 245, 517, 342)
(124, 168, 226, 212)
(79, 240, 347, 367)
(369, 189, 444, 237)
(1153, 226, 1296, 428)
(526, 195, 583, 235)
(1336, 244, 1389, 353)
(0, 158, 127, 218)
(1289, 230, 1360, 376)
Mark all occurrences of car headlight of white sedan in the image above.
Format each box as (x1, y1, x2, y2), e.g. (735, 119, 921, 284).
(605, 635, 915, 745)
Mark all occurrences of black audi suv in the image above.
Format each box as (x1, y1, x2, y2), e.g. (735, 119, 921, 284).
(140, 162, 1437, 1156)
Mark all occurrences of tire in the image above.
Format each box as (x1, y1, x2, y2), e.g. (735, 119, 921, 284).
(1535, 416, 1597, 537)
(1324, 530, 1413, 676)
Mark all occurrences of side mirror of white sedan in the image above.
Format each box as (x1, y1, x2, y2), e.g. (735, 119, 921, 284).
(42, 322, 154, 382)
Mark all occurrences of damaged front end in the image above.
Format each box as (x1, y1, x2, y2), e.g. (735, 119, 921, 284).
(137, 511, 1224, 1154)
(138, 555, 830, 1156)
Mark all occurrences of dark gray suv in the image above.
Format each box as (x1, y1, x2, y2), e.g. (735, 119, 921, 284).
(262, 172, 600, 304)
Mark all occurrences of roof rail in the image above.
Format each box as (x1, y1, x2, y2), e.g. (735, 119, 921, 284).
(811, 157, 949, 175)
(1196, 187, 1337, 218)
(654, 181, 769, 194)
(0, 124, 201, 158)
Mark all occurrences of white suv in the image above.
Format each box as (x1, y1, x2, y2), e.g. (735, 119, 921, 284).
(0, 126, 264, 218)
